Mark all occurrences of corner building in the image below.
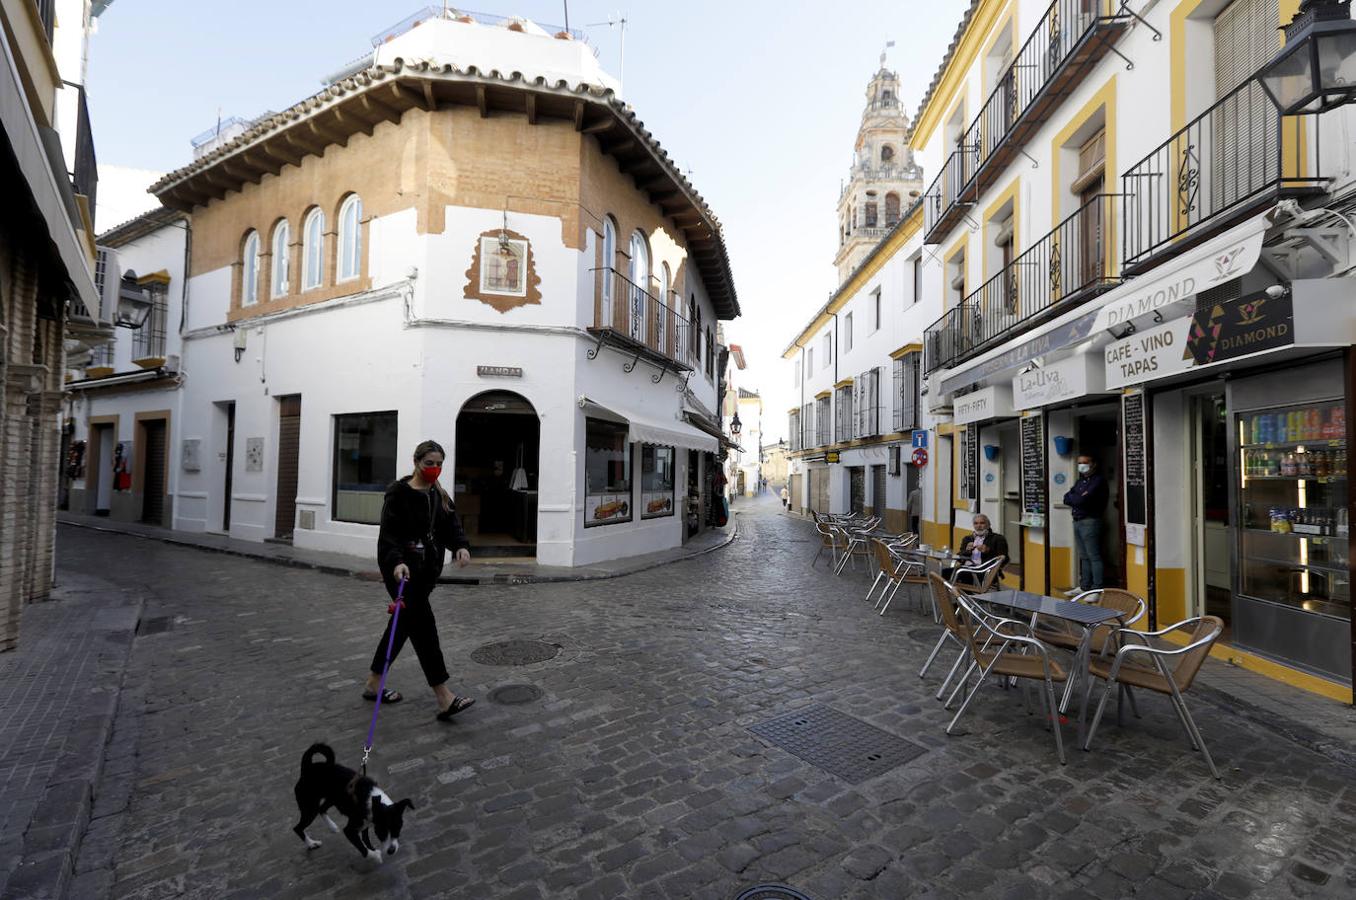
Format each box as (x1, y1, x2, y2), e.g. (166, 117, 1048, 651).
(912, 0, 1356, 699)
(104, 14, 738, 567)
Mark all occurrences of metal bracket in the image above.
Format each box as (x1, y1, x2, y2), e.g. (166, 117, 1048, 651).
(651, 365, 667, 385)
(676, 371, 694, 394)
(586, 333, 606, 360)
(1107, 44, 1135, 70)
(623, 349, 642, 374)
(1119, 2, 1162, 41)
(1018, 148, 1038, 169)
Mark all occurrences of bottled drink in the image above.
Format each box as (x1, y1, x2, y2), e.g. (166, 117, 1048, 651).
(1312, 408, 1323, 439)
(1282, 453, 1298, 476)
(1317, 451, 1329, 478)
(1298, 452, 1312, 477)
(1251, 416, 1261, 444)
(1338, 450, 1347, 476)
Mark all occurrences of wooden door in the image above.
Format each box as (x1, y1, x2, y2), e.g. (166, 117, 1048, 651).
(140, 420, 167, 525)
(274, 395, 301, 540)
(223, 403, 235, 531)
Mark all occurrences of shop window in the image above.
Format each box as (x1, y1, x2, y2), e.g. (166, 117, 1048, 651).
(641, 445, 675, 518)
(333, 411, 398, 524)
(585, 418, 632, 526)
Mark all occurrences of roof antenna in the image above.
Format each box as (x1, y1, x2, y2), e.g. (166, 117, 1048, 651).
(562, 0, 570, 33)
(586, 13, 628, 90)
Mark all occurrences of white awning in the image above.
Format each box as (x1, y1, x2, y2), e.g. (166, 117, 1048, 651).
(581, 399, 718, 452)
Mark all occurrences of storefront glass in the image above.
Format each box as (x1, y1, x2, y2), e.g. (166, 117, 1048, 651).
(641, 445, 675, 518)
(1238, 400, 1350, 621)
(585, 417, 632, 526)
(333, 411, 398, 524)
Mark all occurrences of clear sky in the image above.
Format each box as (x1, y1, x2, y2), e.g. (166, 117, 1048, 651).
(87, 1, 966, 442)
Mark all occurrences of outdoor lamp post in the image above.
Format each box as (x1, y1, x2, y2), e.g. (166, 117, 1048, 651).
(1258, 0, 1356, 115)
(115, 271, 152, 329)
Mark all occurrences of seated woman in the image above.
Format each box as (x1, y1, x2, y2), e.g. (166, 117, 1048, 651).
(943, 514, 1008, 584)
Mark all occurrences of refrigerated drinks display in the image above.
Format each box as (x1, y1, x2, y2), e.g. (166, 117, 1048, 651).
(1238, 401, 1350, 620)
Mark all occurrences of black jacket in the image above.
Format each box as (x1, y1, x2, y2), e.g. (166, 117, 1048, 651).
(376, 477, 470, 590)
(1064, 473, 1109, 521)
(958, 531, 1009, 568)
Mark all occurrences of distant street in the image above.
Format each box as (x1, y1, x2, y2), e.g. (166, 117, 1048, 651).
(58, 497, 1356, 899)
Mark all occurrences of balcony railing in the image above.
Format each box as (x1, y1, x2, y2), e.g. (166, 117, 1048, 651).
(1122, 77, 1326, 271)
(923, 0, 1130, 244)
(72, 86, 98, 228)
(925, 193, 1119, 374)
(591, 267, 691, 369)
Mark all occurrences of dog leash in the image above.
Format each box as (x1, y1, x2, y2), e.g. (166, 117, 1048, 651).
(362, 577, 406, 775)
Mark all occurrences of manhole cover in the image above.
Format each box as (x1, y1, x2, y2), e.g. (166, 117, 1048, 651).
(733, 886, 816, 900)
(135, 616, 174, 636)
(748, 705, 925, 784)
(488, 684, 543, 705)
(471, 639, 560, 666)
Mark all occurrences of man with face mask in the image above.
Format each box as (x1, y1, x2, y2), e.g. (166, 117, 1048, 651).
(945, 514, 1008, 583)
(1064, 455, 1109, 590)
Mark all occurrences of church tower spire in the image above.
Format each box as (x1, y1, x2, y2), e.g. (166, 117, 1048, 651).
(834, 52, 922, 285)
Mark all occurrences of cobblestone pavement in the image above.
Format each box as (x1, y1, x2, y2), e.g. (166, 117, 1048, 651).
(57, 496, 1356, 899)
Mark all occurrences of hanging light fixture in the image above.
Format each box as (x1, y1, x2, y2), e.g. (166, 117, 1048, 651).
(730, 412, 742, 436)
(498, 208, 514, 257)
(115, 271, 152, 330)
(1257, 0, 1356, 115)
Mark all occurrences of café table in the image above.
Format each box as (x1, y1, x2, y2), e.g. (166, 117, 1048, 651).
(972, 589, 1127, 746)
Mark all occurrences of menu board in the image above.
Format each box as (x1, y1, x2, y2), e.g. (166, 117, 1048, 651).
(960, 425, 978, 504)
(1123, 391, 1147, 538)
(1021, 414, 1046, 527)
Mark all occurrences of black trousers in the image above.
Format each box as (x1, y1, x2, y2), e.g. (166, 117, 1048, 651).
(370, 578, 449, 687)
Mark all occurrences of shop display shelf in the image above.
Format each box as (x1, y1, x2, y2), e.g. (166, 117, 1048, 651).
(1241, 475, 1347, 482)
(1246, 554, 1350, 575)
(1240, 439, 1346, 451)
(1242, 527, 1349, 541)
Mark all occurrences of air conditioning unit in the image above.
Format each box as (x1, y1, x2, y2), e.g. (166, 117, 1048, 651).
(164, 354, 181, 373)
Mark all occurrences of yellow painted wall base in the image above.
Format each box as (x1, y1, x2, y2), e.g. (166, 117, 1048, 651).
(1163, 631, 1353, 705)
(1023, 533, 1046, 594)
(1155, 567, 1188, 626)
(1049, 546, 1072, 592)
(921, 519, 950, 549)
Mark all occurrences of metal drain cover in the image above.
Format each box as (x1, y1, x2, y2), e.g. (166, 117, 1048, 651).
(471, 639, 561, 666)
(734, 886, 816, 900)
(135, 616, 174, 636)
(488, 684, 543, 705)
(748, 705, 925, 784)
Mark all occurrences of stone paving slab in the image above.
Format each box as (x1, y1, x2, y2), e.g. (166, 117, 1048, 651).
(51, 496, 1356, 898)
(0, 574, 143, 900)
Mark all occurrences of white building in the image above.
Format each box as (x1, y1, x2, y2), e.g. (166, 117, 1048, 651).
(67, 10, 739, 567)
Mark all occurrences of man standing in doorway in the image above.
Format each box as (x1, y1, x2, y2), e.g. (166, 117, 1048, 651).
(907, 483, 923, 536)
(1064, 455, 1109, 590)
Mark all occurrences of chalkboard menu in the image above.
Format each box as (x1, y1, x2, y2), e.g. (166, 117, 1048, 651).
(960, 425, 978, 504)
(1020, 414, 1046, 527)
(1123, 391, 1147, 530)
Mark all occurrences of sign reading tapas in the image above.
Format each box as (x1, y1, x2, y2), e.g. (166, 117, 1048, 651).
(477, 365, 523, 378)
(1104, 318, 1194, 390)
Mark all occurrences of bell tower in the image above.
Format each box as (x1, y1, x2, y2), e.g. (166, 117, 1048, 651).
(834, 51, 922, 284)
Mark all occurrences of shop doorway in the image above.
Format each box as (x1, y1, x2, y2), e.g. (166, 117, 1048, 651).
(454, 391, 539, 557)
(849, 466, 866, 515)
(221, 402, 236, 532)
(91, 423, 114, 516)
(1075, 407, 1124, 588)
(274, 395, 301, 541)
(870, 465, 886, 517)
(1191, 391, 1233, 638)
(997, 421, 1023, 575)
(809, 466, 829, 515)
(140, 419, 167, 525)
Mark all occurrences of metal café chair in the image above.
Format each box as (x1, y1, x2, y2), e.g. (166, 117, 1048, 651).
(1033, 588, 1147, 713)
(832, 517, 883, 574)
(1082, 616, 1225, 779)
(811, 520, 843, 569)
(865, 533, 919, 604)
(946, 589, 1069, 765)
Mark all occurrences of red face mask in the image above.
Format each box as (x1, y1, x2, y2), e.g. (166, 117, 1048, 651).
(420, 465, 442, 483)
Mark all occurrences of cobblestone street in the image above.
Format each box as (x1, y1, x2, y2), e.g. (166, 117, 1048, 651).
(54, 497, 1356, 899)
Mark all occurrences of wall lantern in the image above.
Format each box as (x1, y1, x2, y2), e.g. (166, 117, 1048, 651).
(115, 271, 152, 330)
(730, 412, 742, 436)
(1258, 0, 1356, 115)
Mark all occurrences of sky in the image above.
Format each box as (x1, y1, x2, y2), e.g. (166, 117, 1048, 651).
(87, 1, 966, 443)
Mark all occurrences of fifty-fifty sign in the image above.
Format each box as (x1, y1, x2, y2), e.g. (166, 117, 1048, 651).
(953, 384, 1014, 425)
(477, 365, 523, 378)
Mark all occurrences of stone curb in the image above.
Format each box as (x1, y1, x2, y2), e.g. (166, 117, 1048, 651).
(56, 517, 738, 586)
(1193, 682, 1356, 771)
(0, 590, 144, 900)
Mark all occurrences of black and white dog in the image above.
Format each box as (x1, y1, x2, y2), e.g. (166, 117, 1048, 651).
(292, 743, 414, 862)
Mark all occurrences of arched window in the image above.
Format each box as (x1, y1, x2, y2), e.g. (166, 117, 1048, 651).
(659, 262, 671, 354)
(241, 231, 260, 307)
(627, 231, 649, 344)
(270, 220, 290, 298)
(601, 216, 617, 327)
(302, 208, 325, 290)
(337, 195, 362, 282)
(881, 145, 895, 165)
(885, 192, 901, 225)
(865, 202, 878, 228)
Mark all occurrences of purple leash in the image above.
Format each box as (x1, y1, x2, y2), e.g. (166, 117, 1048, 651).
(362, 577, 406, 774)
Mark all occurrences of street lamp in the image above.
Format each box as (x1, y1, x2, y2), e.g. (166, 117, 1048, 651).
(730, 412, 742, 436)
(1258, 0, 1356, 115)
(115, 271, 152, 330)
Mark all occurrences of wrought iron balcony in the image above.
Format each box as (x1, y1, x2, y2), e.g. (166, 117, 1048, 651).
(1122, 77, 1326, 272)
(924, 193, 1119, 375)
(923, 0, 1132, 245)
(589, 267, 692, 374)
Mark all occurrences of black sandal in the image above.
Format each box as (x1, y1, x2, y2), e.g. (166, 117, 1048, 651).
(362, 688, 402, 703)
(436, 696, 475, 721)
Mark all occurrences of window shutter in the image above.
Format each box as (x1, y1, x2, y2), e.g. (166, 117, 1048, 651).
(893, 359, 904, 432)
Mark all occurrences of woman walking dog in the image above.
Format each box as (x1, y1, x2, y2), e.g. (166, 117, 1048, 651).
(362, 439, 476, 721)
